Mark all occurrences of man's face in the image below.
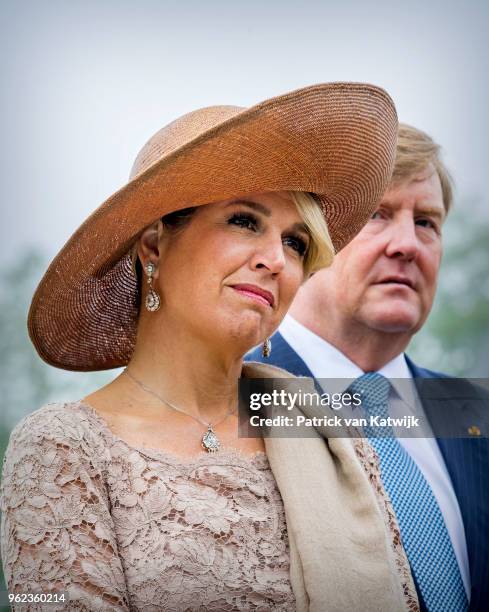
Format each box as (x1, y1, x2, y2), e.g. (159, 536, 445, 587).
(317, 164, 445, 336)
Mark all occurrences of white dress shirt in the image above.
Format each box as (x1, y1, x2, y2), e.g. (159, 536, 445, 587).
(279, 314, 471, 597)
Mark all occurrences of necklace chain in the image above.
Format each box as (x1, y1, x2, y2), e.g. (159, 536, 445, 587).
(123, 368, 236, 430)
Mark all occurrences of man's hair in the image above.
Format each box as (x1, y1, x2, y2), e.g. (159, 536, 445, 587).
(392, 123, 453, 213)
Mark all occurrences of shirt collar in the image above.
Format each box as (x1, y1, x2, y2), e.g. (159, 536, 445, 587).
(279, 314, 363, 381)
(279, 314, 418, 409)
(378, 352, 418, 410)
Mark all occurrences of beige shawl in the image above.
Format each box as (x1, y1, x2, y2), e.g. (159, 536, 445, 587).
(242, 362, 419, 612)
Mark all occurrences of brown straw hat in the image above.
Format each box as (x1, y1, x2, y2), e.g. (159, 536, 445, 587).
(28, 82, 397, 371)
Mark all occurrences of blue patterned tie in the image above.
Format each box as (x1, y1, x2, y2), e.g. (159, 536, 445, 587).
(349, 372, 468, 612)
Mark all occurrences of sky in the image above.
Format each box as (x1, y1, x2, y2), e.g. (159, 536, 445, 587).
(1, 0, 488, 266)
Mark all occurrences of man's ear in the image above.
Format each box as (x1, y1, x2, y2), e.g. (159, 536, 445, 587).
(137, 220, 164, 278)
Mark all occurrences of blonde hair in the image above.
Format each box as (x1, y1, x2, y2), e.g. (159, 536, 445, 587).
(392, 123, 454, 213)
(288, 191, 334, 276)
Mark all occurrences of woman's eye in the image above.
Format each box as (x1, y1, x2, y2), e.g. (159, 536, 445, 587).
(371, 210, 383, 220)
(283, 235, 308, 256)
(228, 213, 258, 230)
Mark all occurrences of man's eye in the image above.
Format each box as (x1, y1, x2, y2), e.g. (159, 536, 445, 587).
(228, 213, 258, 230)
(416, 218, 437, 230)
(371, 211, 383, 220)
(283, 236, 308, 256)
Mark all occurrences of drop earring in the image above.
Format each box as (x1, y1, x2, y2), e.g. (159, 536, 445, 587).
(262, 337, 271, 358)
(145, 262, 161, 312)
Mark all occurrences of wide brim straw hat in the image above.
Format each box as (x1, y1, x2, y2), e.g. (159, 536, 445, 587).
(28, 82, 397, 371)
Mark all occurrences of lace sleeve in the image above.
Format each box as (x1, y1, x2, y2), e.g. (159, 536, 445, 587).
(0, 405, 130, 611)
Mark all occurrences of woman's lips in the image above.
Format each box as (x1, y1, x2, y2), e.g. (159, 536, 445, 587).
(230, 284, 275, 308)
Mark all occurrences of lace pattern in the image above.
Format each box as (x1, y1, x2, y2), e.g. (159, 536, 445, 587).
(1, 402, 295, 611)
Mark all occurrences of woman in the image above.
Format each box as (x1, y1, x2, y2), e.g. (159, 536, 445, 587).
(0, 84, 417, 611)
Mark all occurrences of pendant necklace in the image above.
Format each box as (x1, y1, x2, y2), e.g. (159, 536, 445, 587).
(123, 369, 236, 453)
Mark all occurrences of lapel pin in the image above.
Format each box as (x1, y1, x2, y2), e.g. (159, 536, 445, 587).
(467, 425, 481, 436)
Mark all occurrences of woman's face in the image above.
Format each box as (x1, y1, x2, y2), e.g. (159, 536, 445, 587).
(150, 191, 310, 354)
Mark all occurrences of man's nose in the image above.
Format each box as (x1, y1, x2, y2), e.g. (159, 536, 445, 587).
(384, 217, 419, 261)
(250, 237, 286, 274)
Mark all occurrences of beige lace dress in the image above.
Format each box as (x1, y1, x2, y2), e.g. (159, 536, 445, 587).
(0, 401, 296, 611)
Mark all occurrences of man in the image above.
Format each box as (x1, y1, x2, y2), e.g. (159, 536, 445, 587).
(248, 124, 489, 610)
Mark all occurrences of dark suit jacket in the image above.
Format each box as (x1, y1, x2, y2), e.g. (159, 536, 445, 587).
(247, 332, 489, 611)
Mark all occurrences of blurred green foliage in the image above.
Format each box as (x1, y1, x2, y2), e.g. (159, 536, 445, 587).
(409, 205, 489, 375)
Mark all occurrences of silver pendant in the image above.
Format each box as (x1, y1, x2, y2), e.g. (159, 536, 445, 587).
(202, 426, 220, 452)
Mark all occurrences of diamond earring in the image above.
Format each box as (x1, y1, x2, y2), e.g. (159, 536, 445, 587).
(262, 337, 271, 358)
(145, 262, 161, 312)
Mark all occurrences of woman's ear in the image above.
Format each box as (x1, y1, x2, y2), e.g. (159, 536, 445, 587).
(137, 220, 164, 278)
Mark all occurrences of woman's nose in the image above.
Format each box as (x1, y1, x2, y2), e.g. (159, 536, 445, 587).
(250, 237, 286, 274)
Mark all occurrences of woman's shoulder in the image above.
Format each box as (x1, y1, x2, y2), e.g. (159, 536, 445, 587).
(5, 400, 109, 460)
(1, 402, 113, 515)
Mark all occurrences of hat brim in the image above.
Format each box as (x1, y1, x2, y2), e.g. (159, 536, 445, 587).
(28, 82, 397, 371)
